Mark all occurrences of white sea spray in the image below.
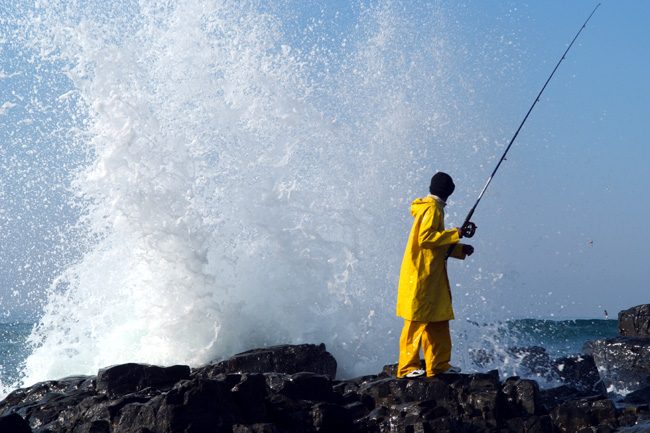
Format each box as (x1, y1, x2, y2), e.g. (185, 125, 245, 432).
(1, 0, 537, 396)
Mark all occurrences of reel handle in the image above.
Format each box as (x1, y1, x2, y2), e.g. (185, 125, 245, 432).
(461, 221, 477, 238)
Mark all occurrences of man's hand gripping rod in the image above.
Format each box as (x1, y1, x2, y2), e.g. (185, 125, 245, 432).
(445, 4, 600, 260)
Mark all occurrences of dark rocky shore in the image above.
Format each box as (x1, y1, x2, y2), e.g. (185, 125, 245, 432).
(1, 305, 649, 433)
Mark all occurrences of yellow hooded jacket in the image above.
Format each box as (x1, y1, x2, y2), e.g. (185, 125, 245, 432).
(396, 196, 466, 323)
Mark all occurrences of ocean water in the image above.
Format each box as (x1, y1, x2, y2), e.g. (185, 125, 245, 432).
(0, 0, 613, 399)
(456, 318, 620, 381)
(0, 322, 33, 389)
(0, 318, 618, 395)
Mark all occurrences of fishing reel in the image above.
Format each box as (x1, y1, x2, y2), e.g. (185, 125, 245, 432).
(461, 221, 477, 238)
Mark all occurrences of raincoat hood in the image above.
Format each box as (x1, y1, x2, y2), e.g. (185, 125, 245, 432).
(411, 195, 446, 216)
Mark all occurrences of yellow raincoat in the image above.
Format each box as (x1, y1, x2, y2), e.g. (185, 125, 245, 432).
(396, 195, 467, 323)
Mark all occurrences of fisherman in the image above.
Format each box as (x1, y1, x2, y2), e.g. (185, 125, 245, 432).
(396, 172, 475, 378)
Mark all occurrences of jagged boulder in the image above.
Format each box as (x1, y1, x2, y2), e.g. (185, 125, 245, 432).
(123, 377, 242, 433)
(618, 304, 650, 337)
(195, 343, 337, 379)
(97, 363, 190, 398)
(353, 371, 507, 431)
(0, 376, 96, 432)
(551, 354, 606, 395)
(549, 396, 618, 432)
(502, 377, 543, 418)
(580, 305, 650, 396)
(584, 336, 650, 394)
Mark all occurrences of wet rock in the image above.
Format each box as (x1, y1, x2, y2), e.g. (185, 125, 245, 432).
(620, 384, 650, 405)
(114, 377, 241, 433)
(551, 353, 606, 395)
(67, 419, 110, 433)
(549, 396, 618, 432)
(353, 372, 506, 432)
(617, 404, 650, 429)
(356, 377, 406, 408)
(502, 377, 543, 417)
(243, 376, 272, 422)
(0, 412, 31, 433)
(344, 400, 368, 420)
(1, 341, 650, 433)
(311, 402, 353, 432)
(358, 405, 390, 429)
(266, 371, 339, 403)
(454, 371, 503, 424)
(195, 343, 337, 379)
(158, 378, 241, 432)
(618, 304, 650, 337)
(0, 376, 93, 414)
(96, 363, 190, 398)
(539, 385, 600, 412)
(232, 423, 279, 433)
(583, 336, 650, 393)
(264, 393, 313, 431)
(381, 363, 399, 378)
(6, 388, 97, 431)
(504, 415, 553, 433)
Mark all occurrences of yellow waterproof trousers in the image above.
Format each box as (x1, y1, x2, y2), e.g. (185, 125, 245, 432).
(397, 319, 452, 377)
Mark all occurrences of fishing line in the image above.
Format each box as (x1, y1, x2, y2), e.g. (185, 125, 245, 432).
(446, 3, 601, 260)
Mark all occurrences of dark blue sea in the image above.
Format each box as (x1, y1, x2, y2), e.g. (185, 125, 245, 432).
(502, 318, 619, 357)
(0, 322, 33, 392)
(0, 318, 619, 398)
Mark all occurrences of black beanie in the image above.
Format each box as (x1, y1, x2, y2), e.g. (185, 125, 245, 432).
(429, 172, 455, 199)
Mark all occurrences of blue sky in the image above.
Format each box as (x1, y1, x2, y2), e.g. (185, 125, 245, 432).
(445, 1, 650, 318)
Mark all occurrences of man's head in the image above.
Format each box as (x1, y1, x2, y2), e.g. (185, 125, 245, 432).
(429, 172, 455, 201)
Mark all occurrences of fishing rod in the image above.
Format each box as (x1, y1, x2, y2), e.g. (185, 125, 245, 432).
(446, 3, 600, 260)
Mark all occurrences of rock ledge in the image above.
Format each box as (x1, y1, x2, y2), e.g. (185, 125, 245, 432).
(0, 342, 648, 433)
(3, 304, 650, 432)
